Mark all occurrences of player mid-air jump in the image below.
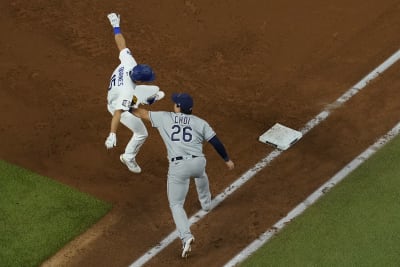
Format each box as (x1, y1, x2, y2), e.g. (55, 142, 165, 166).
(105, 13, 164, 173)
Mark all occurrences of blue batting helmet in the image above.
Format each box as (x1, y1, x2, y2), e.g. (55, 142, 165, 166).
(130, 64, 155, 82)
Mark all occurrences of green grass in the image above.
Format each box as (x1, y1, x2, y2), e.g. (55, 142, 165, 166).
(241, 135, 400, 267)
(0, 160, 112, 267)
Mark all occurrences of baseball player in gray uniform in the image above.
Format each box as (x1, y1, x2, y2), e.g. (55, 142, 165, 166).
(105, 13, 162, 173)
(133, 93, 235, 258)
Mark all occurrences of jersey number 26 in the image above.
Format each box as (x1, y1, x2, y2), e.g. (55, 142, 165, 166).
(171, 125, 192, 142)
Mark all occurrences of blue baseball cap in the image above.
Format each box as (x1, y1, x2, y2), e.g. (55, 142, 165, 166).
(171, 93, 193, 114)
(130, 64, 155, 82)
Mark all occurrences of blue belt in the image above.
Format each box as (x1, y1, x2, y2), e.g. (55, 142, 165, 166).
(171, 155, 198, 162)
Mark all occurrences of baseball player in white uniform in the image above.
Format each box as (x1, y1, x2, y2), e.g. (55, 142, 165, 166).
(105, 13, 163, 173)
(133, 93, 235, 258)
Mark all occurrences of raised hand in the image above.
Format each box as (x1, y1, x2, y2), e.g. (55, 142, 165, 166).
(107, 13, 120, 28)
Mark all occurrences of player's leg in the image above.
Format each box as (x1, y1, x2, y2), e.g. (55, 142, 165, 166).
(167, 163, 193, 246)
(192, 157, 211, 211)
(119, 111, 148, 172)
(120, 111, 148, 159)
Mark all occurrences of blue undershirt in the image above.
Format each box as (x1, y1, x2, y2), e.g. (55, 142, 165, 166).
(208, 136, 230, 162)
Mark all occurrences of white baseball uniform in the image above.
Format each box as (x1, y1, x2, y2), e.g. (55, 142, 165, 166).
(107, 48, 148, 161)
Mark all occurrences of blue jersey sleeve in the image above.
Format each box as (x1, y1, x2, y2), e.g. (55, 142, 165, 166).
(208, 135, 230, 161)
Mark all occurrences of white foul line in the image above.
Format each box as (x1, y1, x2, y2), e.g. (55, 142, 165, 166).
(130, 49, 400, 267)
(224, 120, 400, 267)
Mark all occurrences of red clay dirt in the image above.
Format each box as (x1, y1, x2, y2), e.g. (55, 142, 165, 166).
(1, 1, 400, 266)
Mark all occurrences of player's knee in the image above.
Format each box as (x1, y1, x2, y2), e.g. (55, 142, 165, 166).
(134, 131, 148, 141)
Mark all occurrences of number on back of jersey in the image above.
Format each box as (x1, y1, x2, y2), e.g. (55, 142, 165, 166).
(108, 74, 116, 90)
(171, 125, 192, 142)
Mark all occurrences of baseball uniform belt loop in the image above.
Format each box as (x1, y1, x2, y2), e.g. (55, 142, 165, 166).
(171, 155, 198, 162)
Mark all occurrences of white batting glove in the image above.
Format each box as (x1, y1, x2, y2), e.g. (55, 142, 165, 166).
(107, 13, 120, 28)
(105, 132, 117, 149)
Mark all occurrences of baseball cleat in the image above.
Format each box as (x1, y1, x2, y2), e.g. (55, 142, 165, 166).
(155, 90, 165, 101)
(181, 237, 194, 258)
(202, 202, 211, 212)
(120, 155, 142, 173)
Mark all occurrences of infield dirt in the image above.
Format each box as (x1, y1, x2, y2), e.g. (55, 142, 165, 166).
(1, 1, 400, 266)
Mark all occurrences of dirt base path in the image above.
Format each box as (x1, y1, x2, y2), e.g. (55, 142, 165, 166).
(1, 1, 400, 266)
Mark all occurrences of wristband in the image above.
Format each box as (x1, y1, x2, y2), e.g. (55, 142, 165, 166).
(113, 27, 121, 34)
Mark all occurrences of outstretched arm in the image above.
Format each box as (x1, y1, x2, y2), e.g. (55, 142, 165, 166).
(208, 136, 235, 170)
(132, 108, 150, 121)
(114, 33, 127, 51)
(107, 13, 127, 51)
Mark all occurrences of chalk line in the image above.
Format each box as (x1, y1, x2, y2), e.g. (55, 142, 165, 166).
(130, 49, 400, 267)
(224, 120, 400, 266)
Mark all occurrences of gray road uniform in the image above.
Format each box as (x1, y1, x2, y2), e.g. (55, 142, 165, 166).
(149, 111, 215, 243)
(107, 48, 148, 162)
